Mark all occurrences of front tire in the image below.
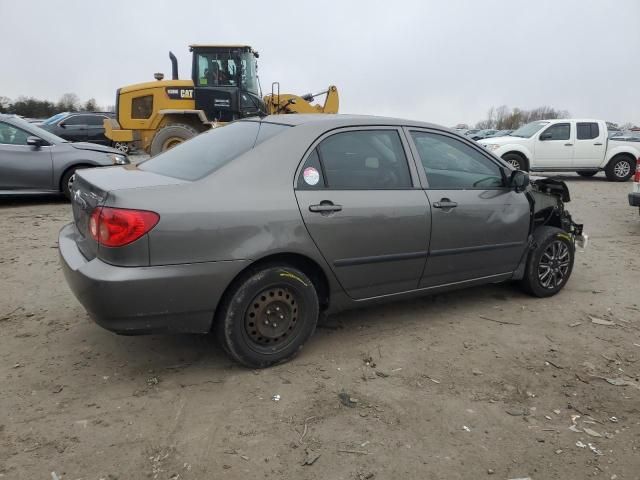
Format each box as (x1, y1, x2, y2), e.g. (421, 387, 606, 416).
(502, 152, 529, 171)
(520, 227, 575, 298)
(150, 123, 199, 156)
(215, 265, 319, 368)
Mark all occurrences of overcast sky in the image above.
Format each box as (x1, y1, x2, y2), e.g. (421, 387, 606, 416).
(1, 0, 638, 126)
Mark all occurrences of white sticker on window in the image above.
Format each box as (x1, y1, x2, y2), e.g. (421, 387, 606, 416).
(303, 167, 320, 186)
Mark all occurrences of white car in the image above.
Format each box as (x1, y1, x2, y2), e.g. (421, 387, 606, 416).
(480, 119, 640, 182)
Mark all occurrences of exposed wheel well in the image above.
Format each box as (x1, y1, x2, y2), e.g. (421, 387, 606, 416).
(607, 152, 637, 168)
(59, 163, 95, 192)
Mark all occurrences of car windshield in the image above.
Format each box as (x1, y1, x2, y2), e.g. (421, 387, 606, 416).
(511, 121, 549, 138)
(9, 116, 68, 144)
(139, 121, 290, 181)
(42, 112, 68, 125)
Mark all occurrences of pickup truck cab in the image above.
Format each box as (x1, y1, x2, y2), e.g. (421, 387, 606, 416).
(480, 119, 640, 182)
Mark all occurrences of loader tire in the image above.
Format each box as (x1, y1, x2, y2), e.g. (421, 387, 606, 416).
(150, 123, 199, 156)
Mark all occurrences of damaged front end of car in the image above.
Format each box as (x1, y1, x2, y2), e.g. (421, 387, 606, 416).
(527, 176, 587, 248)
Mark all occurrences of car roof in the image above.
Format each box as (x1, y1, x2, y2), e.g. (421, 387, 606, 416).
(247, 113, 445, 130)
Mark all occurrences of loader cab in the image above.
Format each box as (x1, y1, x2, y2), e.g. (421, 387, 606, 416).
(190, 45, 265, 122)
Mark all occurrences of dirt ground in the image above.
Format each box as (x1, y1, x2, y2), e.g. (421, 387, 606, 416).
(1, 173, 639, 480)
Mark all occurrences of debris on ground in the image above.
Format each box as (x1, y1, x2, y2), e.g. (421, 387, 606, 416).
(506, 408, 529, 416)
(576, 441, 587, 448)
(583, 427, 602, 438)
(338, 392, 358, 408)
(588, 443, 603, 455)
(462, 425, 471, 432)
(272, 394, 281, 402)
(589, 316, 615, 326)
(569, 321, 582, 327)
(302, 448, 320, 465)
(146, 376, 159, 386)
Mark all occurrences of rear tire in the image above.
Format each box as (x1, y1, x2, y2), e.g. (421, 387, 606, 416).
(520, 227, 575, 298)
(112, 141, 130, 154)
(215, 265, 319, 368)
(502, 152, 529, 171)
(604, 156, 634, 182)
(576, 170, 597, 177)
(150, 123, 199, 156)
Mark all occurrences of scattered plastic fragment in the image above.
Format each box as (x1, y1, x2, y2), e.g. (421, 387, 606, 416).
(272, 394, 281, 402)
(576, 441, 587, 448)
(589, 316, 615, 326)
(462, 426, 471, 432)
(569, 425, 582, 433)
(588, 443, 603, 455)
(609, 416, 618, 423)
(583, 427, 602, 438)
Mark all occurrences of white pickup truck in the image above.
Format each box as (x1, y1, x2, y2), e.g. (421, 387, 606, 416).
(480, 119, 640, 182)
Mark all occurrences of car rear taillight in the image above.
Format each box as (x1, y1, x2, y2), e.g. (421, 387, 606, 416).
(634, 159, 640, 183)
(89, 207, 159, 247)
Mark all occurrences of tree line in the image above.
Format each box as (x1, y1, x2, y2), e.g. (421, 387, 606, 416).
(0, 94, 111, 119)
(463, 105, 637, 131)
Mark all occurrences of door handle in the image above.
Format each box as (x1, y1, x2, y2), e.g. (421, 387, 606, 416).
(564, 143, 573, 146)
(433, 199, 458, 209)
(309, 201, 342, 213)
(594, 142, 603, 146)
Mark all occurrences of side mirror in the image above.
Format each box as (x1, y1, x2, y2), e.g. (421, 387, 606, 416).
(509, 170, 529, 193)
(59, 122, 67, 128)
(27, 136, 46, 148)
(539, 132, 552, 140)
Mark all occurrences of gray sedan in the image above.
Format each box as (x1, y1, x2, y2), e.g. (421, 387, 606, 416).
(0, 114, 129, 198)
(59, 114, 585, 368)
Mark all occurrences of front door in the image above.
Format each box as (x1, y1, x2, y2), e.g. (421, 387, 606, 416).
(294, 128, 430, 299)
(533, 122, 573, 169)
(574, 122, 606, 168)
(407, 130, 530, 287)
(0, 121, 53, 190)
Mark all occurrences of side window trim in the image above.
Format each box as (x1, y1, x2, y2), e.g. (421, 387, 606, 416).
(293, 126, 421, 190)
(404, 127, 509, 190)
(0, 121, 31, 146)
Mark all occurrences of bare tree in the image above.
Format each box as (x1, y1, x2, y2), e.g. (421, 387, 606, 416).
(84, 98, 98, 111)
(57, 93, 80, 112)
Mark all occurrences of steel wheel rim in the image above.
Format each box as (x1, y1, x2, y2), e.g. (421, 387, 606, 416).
(538, 240, 570, 289)
(115, 142, 129, 153)
(614, 161, 630, 178)
(244, 287, 301, 352)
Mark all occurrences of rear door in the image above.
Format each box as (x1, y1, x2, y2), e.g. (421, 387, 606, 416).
(533, 122, 573, 168)
(0, 121, 53, 190)
(86, 115, 110, 145)
(59, 115, 88, 142)
(574, 121, 605, 168)
(294, 127, 430, 299)
(407, 129, 530, 287)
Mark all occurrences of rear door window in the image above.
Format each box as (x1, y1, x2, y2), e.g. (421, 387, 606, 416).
(577, 122, 599, 140)
(139, 121, 289, 180)
(0, 121, 30, 145)
(314, 130, 412, 189)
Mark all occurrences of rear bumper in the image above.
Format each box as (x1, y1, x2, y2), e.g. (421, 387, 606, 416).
(58, 223, 248, 334)
(629, 191, 640, 207)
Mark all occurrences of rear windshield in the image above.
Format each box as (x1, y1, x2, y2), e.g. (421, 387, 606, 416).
(139, 121, 290, 180)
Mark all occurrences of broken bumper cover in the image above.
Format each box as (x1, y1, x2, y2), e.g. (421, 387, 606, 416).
(58, 223, 248, 335)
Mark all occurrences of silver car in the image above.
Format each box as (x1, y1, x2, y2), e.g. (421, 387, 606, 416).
(59, 114, 584, 368)
(0, 114, 128, 198)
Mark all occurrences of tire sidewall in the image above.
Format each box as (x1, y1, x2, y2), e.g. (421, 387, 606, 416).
(606, 157, 634, 182)
(61, 167, 78, 199)
(150, 124, 198, 156)
(525, 228, 575, 297)
(219, 266, 319, 368)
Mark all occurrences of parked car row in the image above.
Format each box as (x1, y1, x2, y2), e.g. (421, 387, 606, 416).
(453, 127, 513, 141)
(0, 114, 129, 198)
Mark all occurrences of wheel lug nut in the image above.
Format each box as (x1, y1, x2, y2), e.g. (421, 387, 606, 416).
(264, 320, 269, 325)
(273, 323, 278, 328)
(279, 315, 284, 320)
(266, 309, 271, 315)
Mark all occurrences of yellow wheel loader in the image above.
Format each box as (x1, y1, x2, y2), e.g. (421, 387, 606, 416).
(104, 45, 339, 155)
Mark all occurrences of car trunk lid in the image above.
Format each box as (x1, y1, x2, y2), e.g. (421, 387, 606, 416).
(71, 166, 186, 260)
